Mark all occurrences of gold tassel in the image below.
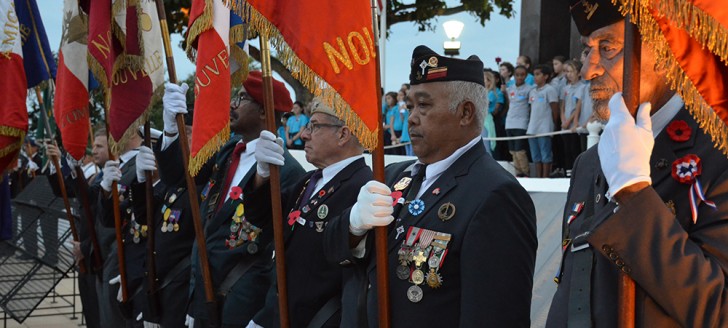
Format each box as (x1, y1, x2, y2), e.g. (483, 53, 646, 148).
(655, 0, 728, 64)
(188, 124, 231, 176)
(0, 126, 27, 138)
(241, 4, 380, 151)
(0, 139, 23, 159)
(614, 0, 728, 157)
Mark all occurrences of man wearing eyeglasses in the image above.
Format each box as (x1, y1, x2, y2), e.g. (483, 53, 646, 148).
(325, 46, 538, 327)
(159, 71, 305, 327)
(244, 99, 372, 328)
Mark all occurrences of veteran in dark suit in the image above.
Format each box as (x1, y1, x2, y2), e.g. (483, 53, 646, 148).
(161, 72, 305, 328)
(546, 1, 728, 327)
(246, 99, 373, 327)
(325, 46, 538, 327)
(97, 131, 147, 327)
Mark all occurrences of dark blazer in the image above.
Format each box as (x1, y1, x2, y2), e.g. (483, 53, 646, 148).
(546, 108, 728, 327)
(249, 157, 372, 327)
(158, 135, 305, 326)
(325, 142, 538, 327)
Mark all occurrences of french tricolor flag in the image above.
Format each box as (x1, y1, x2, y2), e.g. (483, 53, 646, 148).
(54, 0, 90, 161)
(0, 0, 28, 171)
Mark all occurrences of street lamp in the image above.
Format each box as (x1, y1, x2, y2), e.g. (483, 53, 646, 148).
(443, 20, 464, 57)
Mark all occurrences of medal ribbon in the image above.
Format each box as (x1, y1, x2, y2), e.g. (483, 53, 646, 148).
(689, 178, 716, 224)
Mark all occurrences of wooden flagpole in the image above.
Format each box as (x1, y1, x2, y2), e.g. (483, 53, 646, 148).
(259, 33, 291, 328)
(371, 1, 390, 326)
(154, 0, 219, 324)
(618, 16, 640, 328)
(142, 120, 159, 317)
(36, 87, 85, 274)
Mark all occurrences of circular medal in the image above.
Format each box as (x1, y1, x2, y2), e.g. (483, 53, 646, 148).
(426, 271, 442, 288)
(396, 265, 410, 280)
(230, 223, 240, 233)
(164, 208, 171, 220)
(407, 285, 423, 303)
(161, 223, 168, 233)
(317, 205, 329, 219)
(236, 204, 245, 217)
(247, 242, 259, 254)
(408, 199, 425, 216)
(173, 223, 179, 232)
(133, 236, 140, 244)
(169, 193, 177, 203)
(411, 269, 425, 285)
(428, 256, 438, 269)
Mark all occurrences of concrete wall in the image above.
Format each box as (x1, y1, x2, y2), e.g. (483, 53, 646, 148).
(519, 0, 581, 66)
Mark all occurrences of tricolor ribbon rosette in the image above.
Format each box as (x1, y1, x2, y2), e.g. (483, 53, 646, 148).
(672, 154, 716, 223)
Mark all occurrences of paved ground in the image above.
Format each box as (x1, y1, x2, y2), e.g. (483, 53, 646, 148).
(1, 275, 85, 328)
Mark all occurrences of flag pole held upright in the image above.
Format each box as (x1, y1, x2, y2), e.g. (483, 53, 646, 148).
(259, 33, 291, 328)
(618, 15, 640, 328)
(371, 1, 390, 326)
(36, 87, 85, 274)
(154, 0, 219, 325)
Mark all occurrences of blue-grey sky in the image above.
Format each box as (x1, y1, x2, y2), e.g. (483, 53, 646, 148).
(39, 1, 521, 99)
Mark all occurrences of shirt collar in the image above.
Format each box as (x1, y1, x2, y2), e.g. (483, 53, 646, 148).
(650, 94, 683, 138)
(414, 136, 482, 181)
(240, 138, 258, 156)
(118, 149, 139, 167)
(321, 155, 363, 183)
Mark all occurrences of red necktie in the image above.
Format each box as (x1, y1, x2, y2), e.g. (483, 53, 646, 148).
(219, 142, 247, 208)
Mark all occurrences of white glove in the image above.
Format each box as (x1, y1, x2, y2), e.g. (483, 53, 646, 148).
(101, 160, 122, 192)
(185, 315, 194, 327)
(163, 83, 189, 134)
(246, 320, 264, 328)
(349, 181, 394, 236)
(26, 160, 39, 172)
(109, 275, 122, 302)
(143, 321, 160, 328)
(65, 153, 83, 172)
(598, 93, 653, 198)
(255, 130, 284, 178)
(135, 146, 156, 183)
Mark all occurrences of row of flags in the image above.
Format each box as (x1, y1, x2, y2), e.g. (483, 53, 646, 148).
(1, 0, 380, 179)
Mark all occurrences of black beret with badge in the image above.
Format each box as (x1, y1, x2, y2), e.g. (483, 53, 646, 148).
(409, 45, 484, 87)
(569, 0, 625, 36)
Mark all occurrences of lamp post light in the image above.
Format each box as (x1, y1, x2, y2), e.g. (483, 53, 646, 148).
(443, 20, 464, 57)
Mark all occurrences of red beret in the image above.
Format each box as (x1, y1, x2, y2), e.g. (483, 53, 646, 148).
(242, 71, 293, 112)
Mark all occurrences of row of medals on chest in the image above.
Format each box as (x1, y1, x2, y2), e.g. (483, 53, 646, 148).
(226, 201, 262, 253)
(398, 226, 452, 303)
(128, 189, 184, 243)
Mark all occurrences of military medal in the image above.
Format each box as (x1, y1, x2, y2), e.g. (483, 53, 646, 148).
(393, 177, 412, 191)
(247, 242, 258, 254)
(411, 269, 425, 285)
(161, 222, 168, 233)
(396, 265, 410, 280)
(408, 199, 425, 216)
(317, 205, 329, 219)
(168, 193, 177, 203)
(437, 202, 456, 221)
(665, 200, 676, 215)
(395, 226, 405, 240)
(432, 188, 440, 195)
(407, 285, 423, 303)
(426, 270, 443, 288)
(315, 221, 324, 232)
(302, 205, 310, 214)
(173, 223, 179, 232)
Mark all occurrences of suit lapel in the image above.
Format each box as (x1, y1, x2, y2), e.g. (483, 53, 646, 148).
(209, 165, 256, 230)
(650, 108, 698, 187)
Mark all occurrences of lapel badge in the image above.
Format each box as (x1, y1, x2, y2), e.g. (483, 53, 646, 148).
(318, 189, 326, 198)
(432, 188, 440, 195)
(168, 193, 177, 204)
(656, 158, 669, 170)
(394, 177, 412, 191)
(408, 199, 425, 216)
(315, 221, 325, 232)
(317, 205, 329, 219)
(665, 200, 676, 215)
(395, 225, 405, 239)
(437, 202, 456, 221)
(428, 56, 438, 67)
(287, 210, 301, 226)
(229, 186, 243, 201)
(302, 205, 311, 214)
(328, 186, 334, 193)
(571, 202, 585, 215)
(391, 191, 403, 206)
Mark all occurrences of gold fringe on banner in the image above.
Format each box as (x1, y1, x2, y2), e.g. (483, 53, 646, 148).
(615, 0, 728, 157)
(228, 2, 379, 150)
(185, 0, 214, 61)
(654, 0, 728, 64)
(107, 84, 165, 155)
(229, 22, 249, 88)
(188, 124, 231, 176)
(0, 139, 23, 159)
(0, 126, 27, 138)
(120, 0, 146, 72)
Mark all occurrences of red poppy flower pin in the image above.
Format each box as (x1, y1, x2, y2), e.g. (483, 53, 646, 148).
(666, 120, 691, 142)
(229, 186, 243, 200)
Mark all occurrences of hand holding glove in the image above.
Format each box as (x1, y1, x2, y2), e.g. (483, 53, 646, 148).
(135, 146, 156, 183)
(100, 160, 122, 192)
(255, 130, 285, 178)
(163, 83, 189, 135)
(598, 92, 653, 198)
(349, 181, 395, 236)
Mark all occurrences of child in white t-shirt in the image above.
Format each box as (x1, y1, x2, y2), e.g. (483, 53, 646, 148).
(527, 64, 560, 178)
(559, 60, 585, 175)
(506, 66, 535, 177)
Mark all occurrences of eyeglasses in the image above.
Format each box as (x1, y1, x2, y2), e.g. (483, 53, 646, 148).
(304, 122, 343, 133)
(231, 93, 256, 109)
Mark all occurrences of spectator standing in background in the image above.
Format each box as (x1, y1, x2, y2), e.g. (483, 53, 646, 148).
(516, 55, 536, 86)
(506, 66, 536, 177)
(559, 60, 585, 176)
(482, 70, 501, 153)
(278, 112, 292, 149)
(499, 61, 515, 90)
(383, 92, 398, 154)
(387, 91, 407, 155)
(527, 64, 560, 178)
(286, 101, 309, 150)
(550, 55, 568, 95)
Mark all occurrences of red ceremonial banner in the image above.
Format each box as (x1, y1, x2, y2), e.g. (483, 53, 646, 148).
(55, 0, 90, 161)
(243, 0, 380, 150)
(186, 0, 231, 176)
(0, 1, 28, 171)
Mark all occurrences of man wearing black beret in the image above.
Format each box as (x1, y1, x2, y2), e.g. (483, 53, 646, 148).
(325, 45, 537, 327)
(546, 0, 728, 327)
